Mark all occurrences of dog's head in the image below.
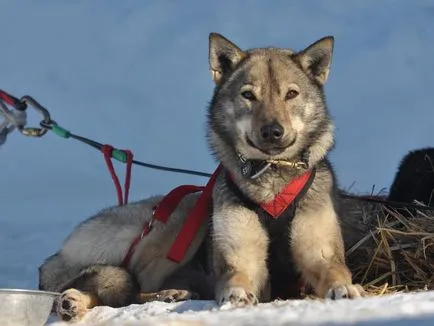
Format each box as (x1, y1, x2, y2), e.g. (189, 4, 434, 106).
(207, 33, 335, 167)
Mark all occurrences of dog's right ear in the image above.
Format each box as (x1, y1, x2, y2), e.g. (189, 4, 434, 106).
(209, 33, 245, 85)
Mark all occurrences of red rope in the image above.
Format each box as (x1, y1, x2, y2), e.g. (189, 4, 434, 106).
(123, 149, 133, 205)
(102, 145, 133, 206)
(102, 145, 123, 205)
(0, 89, 21, 108)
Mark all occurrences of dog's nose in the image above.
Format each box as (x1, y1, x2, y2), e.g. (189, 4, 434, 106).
(260, 122, 284, 143)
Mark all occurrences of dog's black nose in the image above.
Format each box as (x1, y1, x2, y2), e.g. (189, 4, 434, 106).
(260, 122, 284, 143)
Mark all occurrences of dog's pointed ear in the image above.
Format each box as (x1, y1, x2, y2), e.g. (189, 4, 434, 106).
(209, 33, 245, 84)
(295, 36, 334, 85)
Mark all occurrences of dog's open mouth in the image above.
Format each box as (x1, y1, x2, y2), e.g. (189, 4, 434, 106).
(246, 136, 296, 156)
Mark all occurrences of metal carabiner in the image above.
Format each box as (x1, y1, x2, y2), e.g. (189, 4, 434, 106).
(18, 96, 52, 137)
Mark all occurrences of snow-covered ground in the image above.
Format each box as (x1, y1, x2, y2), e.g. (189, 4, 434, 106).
(1, 1, 434, 325)
(47, 292, 434, 326)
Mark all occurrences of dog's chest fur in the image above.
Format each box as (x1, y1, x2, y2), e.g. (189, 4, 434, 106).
(212, 170, 314, 299)
(245, 201, 301, 299)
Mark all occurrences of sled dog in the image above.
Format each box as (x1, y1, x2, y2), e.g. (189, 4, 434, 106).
(39, 33, 366, 322)
(388, 147, 434, 208)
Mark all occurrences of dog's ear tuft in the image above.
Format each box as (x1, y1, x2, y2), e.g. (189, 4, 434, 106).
(280, 49, 295, 56)
(295, 36, 334, 85)
(209, 33, 245, 85)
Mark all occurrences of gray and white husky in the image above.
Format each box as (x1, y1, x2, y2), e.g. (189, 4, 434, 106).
(40, 33, 431, 323)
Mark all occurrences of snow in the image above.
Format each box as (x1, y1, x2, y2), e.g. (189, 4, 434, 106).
(1, 0, 434, 325)
(47, 292, 434, 326)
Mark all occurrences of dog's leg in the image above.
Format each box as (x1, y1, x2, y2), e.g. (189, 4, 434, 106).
(56, 265, 138, 322)
(133, 216, 209, 296)
(56, 289, 99, 322)
(134, 252, 206, 304)
(137, 260, 214, 303)
(291, 199, 366, 299)
(314, 258, 366, 299)
(135, 240, 209, 304)
(212, 206, 269, 307)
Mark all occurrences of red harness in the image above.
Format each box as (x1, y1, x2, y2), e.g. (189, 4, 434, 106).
(250, 169, 313, 218)
(121, 164, 313, 267)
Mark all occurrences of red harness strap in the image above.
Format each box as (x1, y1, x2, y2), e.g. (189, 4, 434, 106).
(260, 169, 314, 218)
(167, 164, 222, 262)
(121, 184, 205, 267)
(122, 165, 312, 267)
(121, 165, 222, 267)
(121, 219, 153, 268)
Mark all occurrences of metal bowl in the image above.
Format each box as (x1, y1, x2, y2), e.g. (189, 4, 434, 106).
(0, 289, 60, 326)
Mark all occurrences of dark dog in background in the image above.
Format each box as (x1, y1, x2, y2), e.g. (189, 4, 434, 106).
(388, 147, 434, 208)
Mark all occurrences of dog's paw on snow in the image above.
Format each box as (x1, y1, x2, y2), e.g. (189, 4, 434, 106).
(218, 286, 258, 309)
(56, 288, 90, 322)
(325, 284, 366, 300)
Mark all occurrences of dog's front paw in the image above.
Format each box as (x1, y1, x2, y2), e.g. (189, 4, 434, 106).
(218, 286, 258, 308)
(325, 283, 366, 300)
(56, 289, 89, 322)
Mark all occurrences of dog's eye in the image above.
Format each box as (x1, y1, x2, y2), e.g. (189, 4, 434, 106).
(241, 91, 256, 101)
(285, 89, 299, 100)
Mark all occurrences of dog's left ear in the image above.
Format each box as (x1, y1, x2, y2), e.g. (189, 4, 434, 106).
(209, 33, 245, 85)
(295, 36, 334, 85)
